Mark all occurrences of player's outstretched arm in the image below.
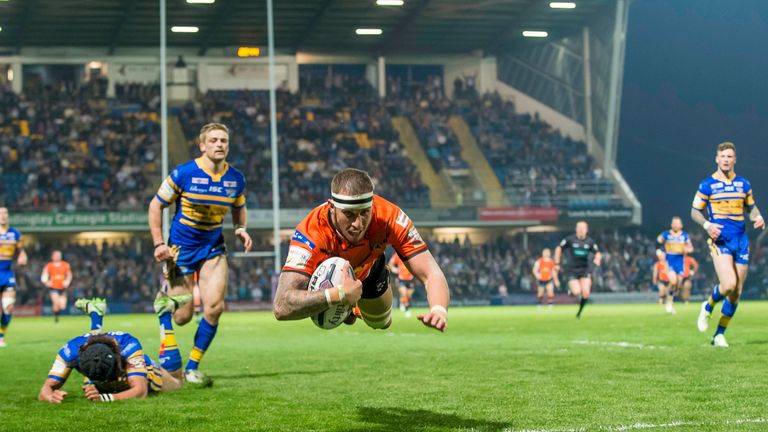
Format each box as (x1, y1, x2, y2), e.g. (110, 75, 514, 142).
(406, 251, 449, 333)
(83, 376, 148, 402)
(274, 266, 362, 321)
(39, 378, 68, 404)
(148, 197, 173, 262)
(593, 251, 602, 267)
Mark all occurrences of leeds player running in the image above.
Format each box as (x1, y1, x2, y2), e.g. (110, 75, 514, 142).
(0, 207, 28, 347)
(554, 221, 601, 318)
(149, 123, 253, 383)
(657, 217, 693, 313)
(692, 142, 764, 347)
(274, 168, 450, 332)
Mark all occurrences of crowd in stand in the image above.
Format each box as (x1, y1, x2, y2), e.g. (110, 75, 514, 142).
(178, 74, 430, 209)
(14, 239, 277, 307)
(385, 76, 471, 175)
(0, 83, 159, 212)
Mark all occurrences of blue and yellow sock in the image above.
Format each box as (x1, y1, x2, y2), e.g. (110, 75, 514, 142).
(1, 311, 11, 338)
(159, 312, 182, 372)
(705, 284, 724, 313)
(186, 318, 218, 371)
(89, 312, 103, 333)
(715, 299, 737, 336)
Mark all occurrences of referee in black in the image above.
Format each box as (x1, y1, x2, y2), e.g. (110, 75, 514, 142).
(554, 221, 602, 318)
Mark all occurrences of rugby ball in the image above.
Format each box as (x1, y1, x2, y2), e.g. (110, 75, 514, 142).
(308, 257, 354, 330)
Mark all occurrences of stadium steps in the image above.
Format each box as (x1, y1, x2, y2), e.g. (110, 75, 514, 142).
(448, 116, 510, 207)
(391, 117, 456, 208)
(168, 116, 191, 168)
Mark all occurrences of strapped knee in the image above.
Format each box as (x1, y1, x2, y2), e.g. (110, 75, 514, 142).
(2, 296, 16, 314)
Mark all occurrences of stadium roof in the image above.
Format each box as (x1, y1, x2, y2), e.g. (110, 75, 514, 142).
(0, 0, 614, 56)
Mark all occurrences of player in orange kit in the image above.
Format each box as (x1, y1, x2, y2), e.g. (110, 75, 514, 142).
(532, 248, 559, 308)
(41, 250, 73, 323)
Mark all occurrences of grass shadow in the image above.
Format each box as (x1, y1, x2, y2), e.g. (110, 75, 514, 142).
(352, 406, 509, 431)
(213, 369, 341, 381)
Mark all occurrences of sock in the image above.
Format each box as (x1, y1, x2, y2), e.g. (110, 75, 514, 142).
(547, 294, 554, 306)
(54, 310, 59, 322)
(0, 311, 11, 337)
(576, 296, 588, 317)
(186, 318, 218, 371)
(159, 312, 182, 372)
(715, 299, 737, 336)
(659, 295, 664, 305)
(705, 284, 724, 313)
(89, 312, 103, 332)
(538, 295, 544, 305)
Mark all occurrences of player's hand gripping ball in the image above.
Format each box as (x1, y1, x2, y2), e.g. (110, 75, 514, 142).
(308, 257, 355, 329)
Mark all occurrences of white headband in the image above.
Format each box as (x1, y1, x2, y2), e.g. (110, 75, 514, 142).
(330, 191, 374, 210)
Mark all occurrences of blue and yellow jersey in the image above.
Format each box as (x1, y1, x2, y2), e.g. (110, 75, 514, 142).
(0, 227, 21, 272)
(155, 157, 246, 247)
(658, 230, 690, 257)
(692, 171, 755, 238)
(47, 331, 155, 393)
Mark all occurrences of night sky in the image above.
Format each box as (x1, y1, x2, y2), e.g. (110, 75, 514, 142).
(618, 0, 768, 230)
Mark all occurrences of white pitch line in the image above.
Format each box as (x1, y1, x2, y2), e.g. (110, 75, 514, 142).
(505, 417, 768, 432)
(572, 340, 665, 349)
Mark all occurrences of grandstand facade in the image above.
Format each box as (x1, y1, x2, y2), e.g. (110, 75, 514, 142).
(14, 0, 746, 314)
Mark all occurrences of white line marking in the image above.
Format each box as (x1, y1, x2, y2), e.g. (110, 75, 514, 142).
(572, 340, 665, 349)
(505, 417, 768, 432)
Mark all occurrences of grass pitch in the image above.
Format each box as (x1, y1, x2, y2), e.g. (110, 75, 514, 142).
(1, 303, 767, 432)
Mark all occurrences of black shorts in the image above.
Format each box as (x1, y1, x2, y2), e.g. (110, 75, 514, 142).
(566, 269, 591, 280)
(361, 255, 391, 299)
(50, 289, 66, 296)
(538, 280, 554, 286)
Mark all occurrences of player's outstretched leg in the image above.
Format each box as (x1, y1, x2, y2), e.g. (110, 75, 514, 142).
(75, 297, 107, 332)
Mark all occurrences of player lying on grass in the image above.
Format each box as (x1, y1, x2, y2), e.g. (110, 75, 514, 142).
(38, 294, 191, 403)
(274, 168, 450, 332)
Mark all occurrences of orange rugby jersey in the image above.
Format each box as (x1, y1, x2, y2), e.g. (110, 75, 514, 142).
(388, 254, 414, 281)
(536, 258, 555, 282)
(283, 195, 428, 280)
(655, 261, 669, 282)
(45, 261, 71, 289)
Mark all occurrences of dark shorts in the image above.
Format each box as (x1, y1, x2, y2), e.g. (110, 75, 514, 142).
(361, 255, 390, 299)
(538, 279, 554, 286)
(164, 240, 227, 280)
(49, 289, 66, 296)
(566, 269, 591, 280)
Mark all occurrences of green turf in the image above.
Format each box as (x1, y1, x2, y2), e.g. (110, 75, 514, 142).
(1, 302, 766, 431)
